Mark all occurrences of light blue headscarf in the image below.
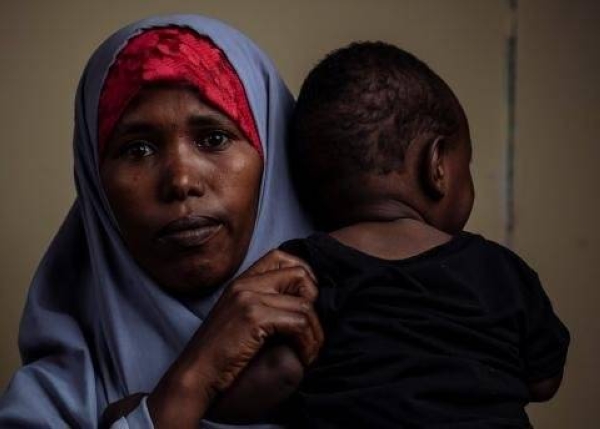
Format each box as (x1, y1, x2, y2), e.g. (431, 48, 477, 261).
(0, 15, 312, 428)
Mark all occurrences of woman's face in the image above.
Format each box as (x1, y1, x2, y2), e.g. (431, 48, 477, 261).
(100, 85, 263, 298)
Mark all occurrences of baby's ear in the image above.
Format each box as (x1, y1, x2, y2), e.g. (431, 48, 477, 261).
(421, 136, 447, 200)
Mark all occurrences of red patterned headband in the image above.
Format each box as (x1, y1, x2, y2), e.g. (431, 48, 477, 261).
(98, 27, 262, 156)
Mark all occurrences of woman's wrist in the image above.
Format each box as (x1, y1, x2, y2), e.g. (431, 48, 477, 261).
(147, 352, 219, 428)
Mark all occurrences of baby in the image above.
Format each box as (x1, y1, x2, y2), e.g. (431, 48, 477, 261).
(209, 42, 570, 428)
(279, 41, 570, 428)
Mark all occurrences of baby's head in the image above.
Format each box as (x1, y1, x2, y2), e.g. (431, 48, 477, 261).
(291, 41, 474, 234)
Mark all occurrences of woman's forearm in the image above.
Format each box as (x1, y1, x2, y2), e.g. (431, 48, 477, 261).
(147, 346, 219, 429)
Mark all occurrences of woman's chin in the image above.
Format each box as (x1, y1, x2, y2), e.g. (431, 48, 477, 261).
(170, 283, 223, 301)
(148, 259, 239, 300)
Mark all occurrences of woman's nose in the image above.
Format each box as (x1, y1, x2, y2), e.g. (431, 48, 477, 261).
(160, 144, 205, 201)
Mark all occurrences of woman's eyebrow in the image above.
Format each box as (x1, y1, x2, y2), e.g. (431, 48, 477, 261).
(111, 114, 238, 137)
(112, 121, 158, 137)
(188, 114, 236, 129)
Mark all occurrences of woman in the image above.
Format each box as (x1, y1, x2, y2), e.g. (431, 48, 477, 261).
(0, 15, 321, 428)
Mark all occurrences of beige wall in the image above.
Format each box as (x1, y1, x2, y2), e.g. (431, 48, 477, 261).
(0, 0, 596, 427)
(515, 0, 600, 427)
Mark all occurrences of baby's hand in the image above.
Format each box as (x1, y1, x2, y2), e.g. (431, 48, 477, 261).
(206, 341, 304, 424)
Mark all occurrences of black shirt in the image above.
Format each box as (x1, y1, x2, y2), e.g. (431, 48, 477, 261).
(280, 232, 570, 429)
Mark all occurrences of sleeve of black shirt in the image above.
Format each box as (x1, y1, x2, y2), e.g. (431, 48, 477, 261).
(278, 237, 339, 325)
(517, 260, 570, 382)
(279, 238, 311, 263)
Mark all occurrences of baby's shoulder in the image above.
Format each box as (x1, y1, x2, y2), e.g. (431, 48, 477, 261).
(455, 233, 545, 306)
(460, 233, 537, 276)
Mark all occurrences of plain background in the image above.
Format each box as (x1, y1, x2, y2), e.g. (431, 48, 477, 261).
(0, 0, 597, 427)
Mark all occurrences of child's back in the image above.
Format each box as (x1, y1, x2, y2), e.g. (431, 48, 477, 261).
(282, 229, 567, 428)
(283, 41, 569, 428)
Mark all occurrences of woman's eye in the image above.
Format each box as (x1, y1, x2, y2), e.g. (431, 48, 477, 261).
(118, 140, 155, 159)
(196, 131, 232, 150)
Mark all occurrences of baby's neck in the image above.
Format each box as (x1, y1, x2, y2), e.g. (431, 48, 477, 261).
(329, 218, 453, 261)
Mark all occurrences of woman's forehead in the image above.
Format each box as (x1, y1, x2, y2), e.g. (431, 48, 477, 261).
(115, 85, 239, 132)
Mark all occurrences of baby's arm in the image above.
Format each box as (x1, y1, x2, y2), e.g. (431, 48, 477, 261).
(527, 369, 564, 402)
(510, 251, 570, 403)
(206, 342, 304, 424)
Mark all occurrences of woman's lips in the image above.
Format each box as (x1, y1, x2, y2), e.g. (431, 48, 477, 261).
(156, 216, 223, 248)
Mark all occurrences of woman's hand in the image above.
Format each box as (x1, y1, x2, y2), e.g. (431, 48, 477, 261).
(146, 250, 323, 429)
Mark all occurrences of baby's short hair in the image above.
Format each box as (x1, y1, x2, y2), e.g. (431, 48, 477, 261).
(291, 41, 461, 226)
